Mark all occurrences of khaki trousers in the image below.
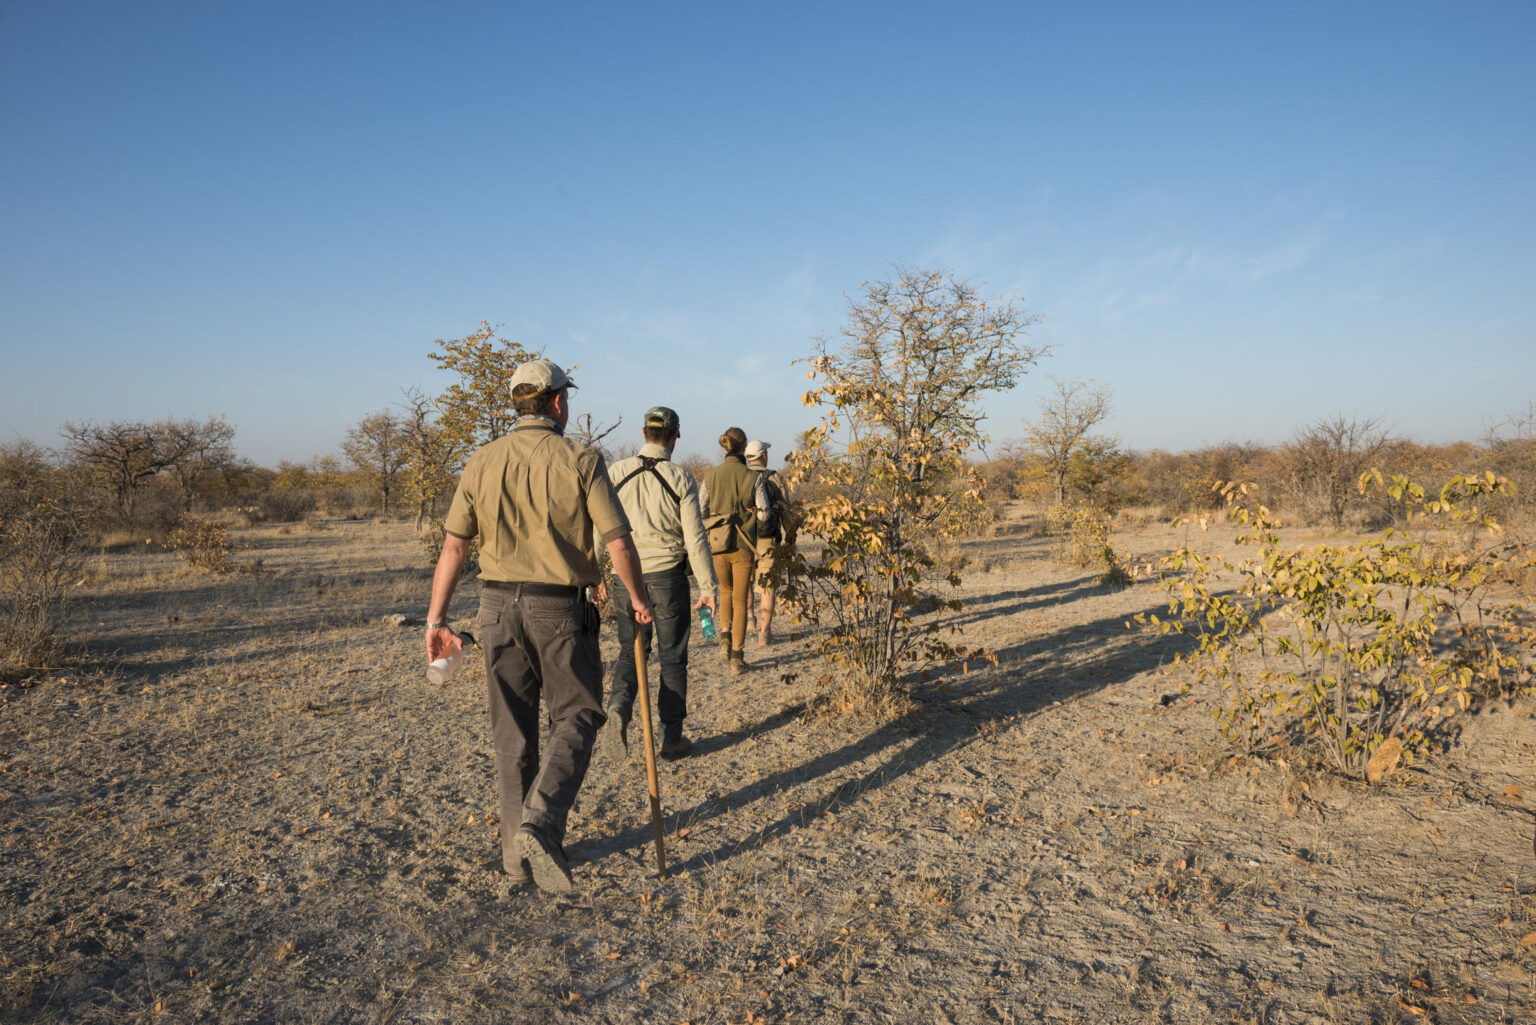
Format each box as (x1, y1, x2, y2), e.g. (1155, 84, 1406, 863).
(712, 548, 755, 652)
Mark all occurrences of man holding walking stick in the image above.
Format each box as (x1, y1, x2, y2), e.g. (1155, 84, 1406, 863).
(426, 358, 654, 895)
(603, 406, 718, 761)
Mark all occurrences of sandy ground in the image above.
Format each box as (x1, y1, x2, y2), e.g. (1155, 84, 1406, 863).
(2, 516, 1534, 1024)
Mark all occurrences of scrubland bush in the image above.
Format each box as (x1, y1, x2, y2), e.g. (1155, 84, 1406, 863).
(0, 442, 82, 677)
(1018, 428, 1510, 531)
(168, 515, 238, 573)
(1485, 403, 1536, 527)
(253, 487, 316, 523)
(1272, 414, 1393, 529)
(1049, 505, 1131, 587)
(1139, 472, 1535, 779)
(1131, 443, 1267, 514)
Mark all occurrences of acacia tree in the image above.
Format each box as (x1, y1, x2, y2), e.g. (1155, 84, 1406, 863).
(61, 418, 239, 520)
(62, 420, 169, 521)
(156, 417, 237, 511)
(427, 321, 536, 455)
(398, 388, 458, 531)
(342, 410, 408, 514)
(427, 320, 621, 461)
(1024, 377, 1113, 507)
(782, 267, 1047, 712)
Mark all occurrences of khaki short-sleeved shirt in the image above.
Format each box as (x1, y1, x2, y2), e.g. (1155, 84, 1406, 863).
(444, 420, 631, 586)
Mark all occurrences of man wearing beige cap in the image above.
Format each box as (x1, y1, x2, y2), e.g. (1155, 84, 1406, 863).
(603, 406, 719, 760)
(745, 439, 789, 647)
(426, 357, 654, 894)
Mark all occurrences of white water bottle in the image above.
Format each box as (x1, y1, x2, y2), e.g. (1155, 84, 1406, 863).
(426, 632, 465, 685)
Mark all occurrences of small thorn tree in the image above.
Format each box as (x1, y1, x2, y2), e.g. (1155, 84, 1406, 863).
(782, 267, 1047, 713)
(342, 410, 408, 514)
(1023, 376, 1113, 509)
(427, 321, 537, 456)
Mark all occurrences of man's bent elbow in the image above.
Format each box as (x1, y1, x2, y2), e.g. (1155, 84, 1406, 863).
(439, 533, 471, 569)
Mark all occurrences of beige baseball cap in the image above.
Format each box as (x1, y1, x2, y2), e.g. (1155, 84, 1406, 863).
(744, 439, 770, 461)
(509, 358, 577, 395)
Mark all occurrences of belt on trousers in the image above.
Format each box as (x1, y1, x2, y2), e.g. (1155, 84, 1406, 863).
(482, 580, 583, 598)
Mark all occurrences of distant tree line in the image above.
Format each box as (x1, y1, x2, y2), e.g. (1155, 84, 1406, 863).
(979, 402, 1536, 531)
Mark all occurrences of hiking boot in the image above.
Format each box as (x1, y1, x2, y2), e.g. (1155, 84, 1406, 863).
(729, 649, 748, 676)
(516, 824, 574, 894)
(660, 729, 693, 760)
(504, 856, 531, 888)
(757, 626, 771, 648)
(601, 708, 630, 762)
(719, 632, 732, 656)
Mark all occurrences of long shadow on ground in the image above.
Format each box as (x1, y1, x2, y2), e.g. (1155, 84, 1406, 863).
(583, 592, 1201, 874)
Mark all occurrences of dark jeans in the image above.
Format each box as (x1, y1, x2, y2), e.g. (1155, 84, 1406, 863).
(477, 585, 606, 867)
(609, 565, 691, 731)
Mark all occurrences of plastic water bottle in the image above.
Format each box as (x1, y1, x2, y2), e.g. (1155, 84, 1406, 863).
(426, 632, 465, 685)
(697, 606, 718, 642)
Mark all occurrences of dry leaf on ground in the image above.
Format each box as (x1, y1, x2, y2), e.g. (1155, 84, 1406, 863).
(1366, 737, 1403, 783)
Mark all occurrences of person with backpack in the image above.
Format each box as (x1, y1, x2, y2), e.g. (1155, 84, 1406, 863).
(744, 439, 790, 647)
(602, 406, 719, 760)
(699, 427, 765, 676)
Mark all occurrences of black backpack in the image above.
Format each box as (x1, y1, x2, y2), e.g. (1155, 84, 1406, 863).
(755, 469, 784, 542)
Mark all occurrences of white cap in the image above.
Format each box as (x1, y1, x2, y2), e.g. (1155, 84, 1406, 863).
(509, 358, 576, 396)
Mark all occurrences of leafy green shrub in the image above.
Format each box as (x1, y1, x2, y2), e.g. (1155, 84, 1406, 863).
(1138, 473, 1535, 779)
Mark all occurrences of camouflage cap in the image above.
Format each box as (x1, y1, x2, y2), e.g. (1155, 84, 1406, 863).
(644, 406, 680, 432)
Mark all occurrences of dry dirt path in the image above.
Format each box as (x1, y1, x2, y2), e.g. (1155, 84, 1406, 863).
(2, 519, 1533, 1024)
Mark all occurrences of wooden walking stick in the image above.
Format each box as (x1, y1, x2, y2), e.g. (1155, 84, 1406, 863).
(630, 611, 668, 880)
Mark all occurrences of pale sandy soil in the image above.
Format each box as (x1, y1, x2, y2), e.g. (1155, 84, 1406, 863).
(2, 516, 1533, 1024)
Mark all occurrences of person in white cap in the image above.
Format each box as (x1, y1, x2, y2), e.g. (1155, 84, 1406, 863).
(744, 439, 789, 646)
(426, 357, 654, 894)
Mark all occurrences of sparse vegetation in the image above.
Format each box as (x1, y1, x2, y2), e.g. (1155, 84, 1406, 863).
(1139, 472, 1535, 777)
(1, 329, 1532, 1024)
(0, 444, 81, 677)
(342, 409, 408, 514)
(1050, 504, 1131, 587)
(168, 514, 239, 573)
(782, 267, 1046, 713)
(2, 512, 1530, 1024)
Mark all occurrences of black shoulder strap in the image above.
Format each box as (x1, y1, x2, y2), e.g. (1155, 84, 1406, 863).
(617, 456, 681, 505)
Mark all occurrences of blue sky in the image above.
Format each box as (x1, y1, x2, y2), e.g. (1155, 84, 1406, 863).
(2, 2, 1532, 467)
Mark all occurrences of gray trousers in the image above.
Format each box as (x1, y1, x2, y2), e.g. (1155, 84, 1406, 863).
(477, 585, 606, 870)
